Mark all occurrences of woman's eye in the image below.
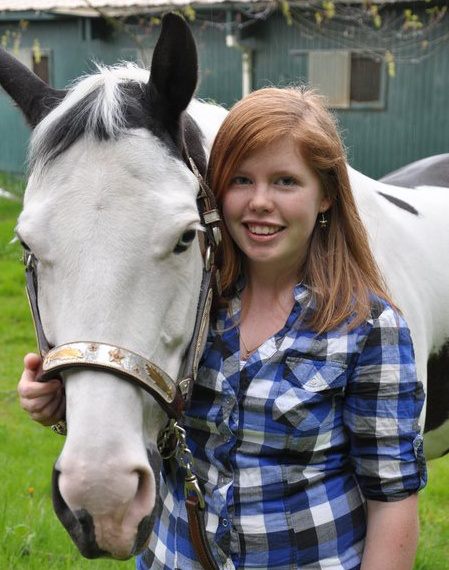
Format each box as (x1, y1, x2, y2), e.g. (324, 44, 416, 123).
(230, 176, 252, 186)
(275, 176, 297, 187)
(173, 229, 196, 254)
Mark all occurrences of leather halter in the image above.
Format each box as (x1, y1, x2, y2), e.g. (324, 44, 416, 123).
(23, 151, 222, 570)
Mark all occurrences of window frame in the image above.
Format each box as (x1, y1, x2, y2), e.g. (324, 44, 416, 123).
(9, 47, 53, 86)
(290, 48, 387, 111)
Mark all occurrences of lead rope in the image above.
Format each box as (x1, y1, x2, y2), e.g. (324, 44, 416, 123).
(158, 420, 220, 570)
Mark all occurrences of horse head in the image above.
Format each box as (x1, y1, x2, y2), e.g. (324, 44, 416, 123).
(2, 14, 209, 559)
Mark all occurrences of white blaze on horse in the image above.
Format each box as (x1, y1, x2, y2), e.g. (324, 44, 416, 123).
(1, 12, 448, 562)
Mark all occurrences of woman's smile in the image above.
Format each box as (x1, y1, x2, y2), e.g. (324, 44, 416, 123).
(244, 222, 286, 238)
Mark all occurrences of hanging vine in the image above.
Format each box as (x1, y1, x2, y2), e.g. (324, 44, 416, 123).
(63, 0, 449, 75)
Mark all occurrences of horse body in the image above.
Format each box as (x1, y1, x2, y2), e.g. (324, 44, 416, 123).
(1, 13, 449, 560)
(349, 167, 449, 458)
(380, 153, 449, 188)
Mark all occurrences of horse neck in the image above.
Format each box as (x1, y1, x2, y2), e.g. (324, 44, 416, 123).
(187, 99, 228, 154)
(347, 165, 385, 220)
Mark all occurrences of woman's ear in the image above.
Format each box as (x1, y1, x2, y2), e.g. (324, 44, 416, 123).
(319, 196, 333, 213)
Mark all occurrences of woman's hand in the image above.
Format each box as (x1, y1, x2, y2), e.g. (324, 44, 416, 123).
(17, 353, 66, 426)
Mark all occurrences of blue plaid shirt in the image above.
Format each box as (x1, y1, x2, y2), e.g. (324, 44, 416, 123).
(137, 284, 426, 570)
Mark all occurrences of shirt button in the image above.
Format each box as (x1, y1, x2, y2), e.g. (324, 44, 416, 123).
(222, 518, 228, 527)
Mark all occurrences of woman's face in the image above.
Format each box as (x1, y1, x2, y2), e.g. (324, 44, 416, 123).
(222, 138, 331, 277)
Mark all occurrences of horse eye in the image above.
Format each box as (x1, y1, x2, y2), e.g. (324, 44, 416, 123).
(173, 229, 196, 254)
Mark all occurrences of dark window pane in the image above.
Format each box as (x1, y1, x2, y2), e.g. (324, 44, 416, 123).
(350, 55, 382, 103)
(33, 54, 49, 84)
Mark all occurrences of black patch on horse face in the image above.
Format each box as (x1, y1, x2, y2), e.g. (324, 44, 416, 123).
(30, 79, 206, 179)
(424, 340, 449, 433)
(51, 466, 108, 558)
(132, 446, 163, 555)
(51, 445, 163, 559)
(377, 191, 419, 216)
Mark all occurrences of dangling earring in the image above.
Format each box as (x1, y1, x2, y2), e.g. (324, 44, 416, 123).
(319, 212, 328, 229)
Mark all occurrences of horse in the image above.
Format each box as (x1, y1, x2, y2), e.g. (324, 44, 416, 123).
(380, 153, 449, 188)
(1, 12, 448, 562)
(1, 13, 226, 561)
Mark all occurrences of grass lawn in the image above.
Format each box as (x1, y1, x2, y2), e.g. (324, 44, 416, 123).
(0, 172, 448, 569)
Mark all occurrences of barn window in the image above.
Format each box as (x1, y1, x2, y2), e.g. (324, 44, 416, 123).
(33, 53, 50, 84)
(307, 50, 385, 109)
(9, 48, 52, 85)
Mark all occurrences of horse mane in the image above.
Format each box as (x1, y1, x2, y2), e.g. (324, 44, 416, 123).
(29, 63, 150, 171)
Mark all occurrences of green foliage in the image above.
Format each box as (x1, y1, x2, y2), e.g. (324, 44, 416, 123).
(0, 20, 29, 54)
(32, 39, 42, 65)
(369, 5, 382, 29)
(0, 174, 448, 568)
(403, 9, 424, 31)
(182, 6, 196, 23)
(279, 0, 293, 26)
(385, 50, 396, 78)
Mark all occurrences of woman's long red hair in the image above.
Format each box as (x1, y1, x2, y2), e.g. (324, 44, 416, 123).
(207, 87, 394, 332)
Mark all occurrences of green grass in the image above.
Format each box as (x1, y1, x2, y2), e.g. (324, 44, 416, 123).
(0, 173, 448, 568)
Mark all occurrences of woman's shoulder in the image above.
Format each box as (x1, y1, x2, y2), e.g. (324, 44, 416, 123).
(331, 293, 410, 348)
(367, 292, 407, 329)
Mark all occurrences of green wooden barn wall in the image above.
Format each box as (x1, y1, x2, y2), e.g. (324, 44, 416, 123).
(0, 7, 448, 179)
(249, 10, 449, 178)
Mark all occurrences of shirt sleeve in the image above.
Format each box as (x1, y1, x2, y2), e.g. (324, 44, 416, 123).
(343, 302, 427, 501)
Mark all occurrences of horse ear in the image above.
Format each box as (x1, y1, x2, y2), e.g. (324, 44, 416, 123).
(0, 47, 66, 127)
(146, 13, 198, 117)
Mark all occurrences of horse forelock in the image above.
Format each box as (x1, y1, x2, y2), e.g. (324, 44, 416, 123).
(28, 63, 150, 172)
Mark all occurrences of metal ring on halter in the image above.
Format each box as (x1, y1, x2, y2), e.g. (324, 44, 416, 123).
(157, 420, 206, 509)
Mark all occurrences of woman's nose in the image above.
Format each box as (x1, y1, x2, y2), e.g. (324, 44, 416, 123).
(248, 185, 274, 213)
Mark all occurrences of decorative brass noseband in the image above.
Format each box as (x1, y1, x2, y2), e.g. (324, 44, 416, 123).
(41, 341, 183, 417)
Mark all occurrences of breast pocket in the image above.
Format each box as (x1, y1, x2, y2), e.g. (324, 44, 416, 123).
(273, 357, 347, 433)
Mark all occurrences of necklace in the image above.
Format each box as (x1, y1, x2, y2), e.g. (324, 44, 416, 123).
(240, 332, 263, 360)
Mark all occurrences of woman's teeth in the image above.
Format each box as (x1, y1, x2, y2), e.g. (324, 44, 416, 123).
(247, 224, 282, 235)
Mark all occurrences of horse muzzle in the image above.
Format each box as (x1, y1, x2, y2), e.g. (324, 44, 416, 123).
(51, 449, 161, 559)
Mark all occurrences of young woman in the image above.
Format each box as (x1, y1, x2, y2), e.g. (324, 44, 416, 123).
(18, 87, 426, 570)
